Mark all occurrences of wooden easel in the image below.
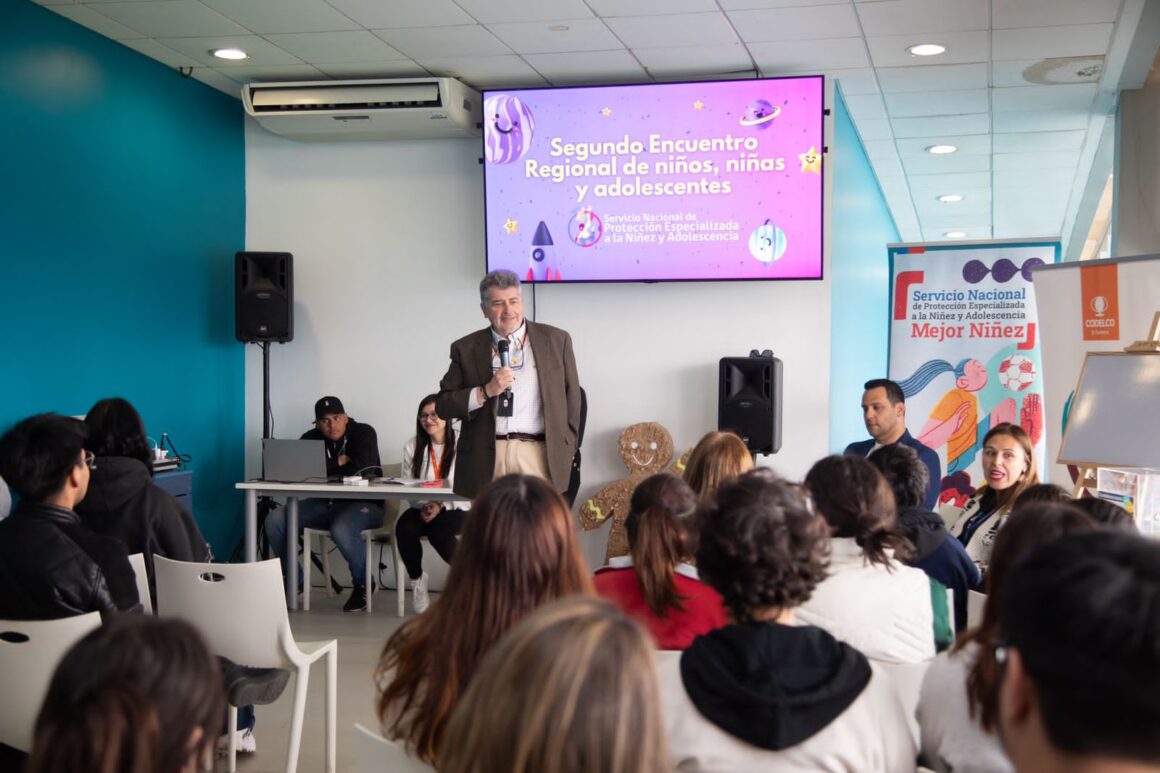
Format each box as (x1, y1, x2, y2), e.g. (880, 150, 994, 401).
(1060, 311, 1160, 499)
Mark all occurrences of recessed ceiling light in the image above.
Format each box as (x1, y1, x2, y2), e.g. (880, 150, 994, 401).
(926, 144, 958, 155)
(938, 194, 964, 203)
(211, 48, 249, 61)
(908, 43, 946, 57)
(548, 24, 570, 31)
(945, 231, 967, 238)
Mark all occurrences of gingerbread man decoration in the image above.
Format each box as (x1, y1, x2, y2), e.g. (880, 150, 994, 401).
(579, 422, 678, 561)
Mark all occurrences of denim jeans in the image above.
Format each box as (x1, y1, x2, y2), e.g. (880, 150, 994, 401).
(263, 498, 381, 586)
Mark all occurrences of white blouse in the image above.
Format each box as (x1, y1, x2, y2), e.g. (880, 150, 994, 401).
(401, 435, 465, 511)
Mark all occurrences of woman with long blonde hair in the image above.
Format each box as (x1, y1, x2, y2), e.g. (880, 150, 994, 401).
(375, 474, 593, 764)
(440, 596, 670, 773)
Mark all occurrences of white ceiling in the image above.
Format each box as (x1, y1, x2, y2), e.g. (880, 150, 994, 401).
(32, 0, 1160, 248)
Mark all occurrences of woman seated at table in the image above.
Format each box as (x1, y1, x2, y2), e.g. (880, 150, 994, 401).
(594, 473, 726, 649)
(395, 394, 465, 614)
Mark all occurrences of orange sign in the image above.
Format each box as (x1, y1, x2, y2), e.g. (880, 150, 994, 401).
(1080, 263, 1119, 340)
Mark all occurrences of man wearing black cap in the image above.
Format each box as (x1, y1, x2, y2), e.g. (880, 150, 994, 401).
(263, 396, 382, 612)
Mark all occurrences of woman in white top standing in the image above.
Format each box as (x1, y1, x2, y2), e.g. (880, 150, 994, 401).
(395, 394, 462, 613)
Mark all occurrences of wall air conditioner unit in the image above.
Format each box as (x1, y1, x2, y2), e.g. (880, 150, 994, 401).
(241, 78, 482, 142)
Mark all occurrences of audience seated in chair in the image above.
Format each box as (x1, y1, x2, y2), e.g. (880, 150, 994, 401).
(375, 474, 592, 765)
(594, 473, 726, 650)
(917, 502, 1096, 773)
(997, 530, 1160, 773)
(27, 615, 223, 773)
(0, 413, 138, 621)
(945, 423, 1039, 578)
(77, 397, 210, 605)
(800, 455, 950, 662)
(658, 468, 916, 771)
(1010, 482, 1072, 508)
(682, 431, 753, 502)
(441, 596, 670, 773)
(1073, 496, 1137, 532)
(867, 443, 981, 630)
(395, 393, 466, 614)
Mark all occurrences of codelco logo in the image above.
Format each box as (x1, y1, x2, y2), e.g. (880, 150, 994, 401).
(1080, 266, 1119, 340)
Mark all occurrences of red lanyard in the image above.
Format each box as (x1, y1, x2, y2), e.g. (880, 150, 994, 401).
(427, 444, 442, 481)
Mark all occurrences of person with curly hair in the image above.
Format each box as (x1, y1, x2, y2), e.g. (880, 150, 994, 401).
(800, 454, 951, 663)
(657, 468, 916, 771)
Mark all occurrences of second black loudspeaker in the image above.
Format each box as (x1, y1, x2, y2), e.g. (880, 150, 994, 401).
(718, 355, 783, 454)
(235, 251, 293, 343)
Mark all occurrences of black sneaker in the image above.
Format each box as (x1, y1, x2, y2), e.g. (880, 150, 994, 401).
(343, 585, 367, 612)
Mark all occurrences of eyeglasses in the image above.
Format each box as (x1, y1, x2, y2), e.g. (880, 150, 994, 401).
(419, 412, 440, 421)
(83, 451, 97, 470)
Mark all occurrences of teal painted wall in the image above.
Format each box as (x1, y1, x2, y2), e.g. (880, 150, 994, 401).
(0, 1, 245, 556)
(828, 88, 900, 452)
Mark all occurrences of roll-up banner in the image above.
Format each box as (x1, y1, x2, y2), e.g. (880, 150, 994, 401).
(1030, 253, 1160, 487)
(888, 240, 1060, 504)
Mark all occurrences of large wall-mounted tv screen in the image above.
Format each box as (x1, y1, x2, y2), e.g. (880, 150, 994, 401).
(483, 76, 824, 283)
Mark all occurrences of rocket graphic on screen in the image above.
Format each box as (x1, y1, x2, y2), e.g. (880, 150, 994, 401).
(528, 221, 561, 281)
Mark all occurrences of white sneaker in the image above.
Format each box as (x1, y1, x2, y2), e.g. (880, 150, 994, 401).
(216, 727, 257, 756)
(412, 572, 429, 613)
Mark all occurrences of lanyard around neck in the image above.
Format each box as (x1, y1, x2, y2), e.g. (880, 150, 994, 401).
(427, 443, 442, 480)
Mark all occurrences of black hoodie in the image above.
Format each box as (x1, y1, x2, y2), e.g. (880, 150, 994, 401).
(680, 622, 871, 751)
(897, 505, 981, 630)
(75, 456, 210, 601)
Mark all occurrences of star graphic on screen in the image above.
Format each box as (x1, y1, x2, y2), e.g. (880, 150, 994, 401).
(799, 146, 822, 174)
(601, 107, 612, 117)
(504, 218, 518, 234)
(693, 100, 704, 110)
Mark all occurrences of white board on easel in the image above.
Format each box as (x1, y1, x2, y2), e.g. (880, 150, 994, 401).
(1058, 352, 1160, 468)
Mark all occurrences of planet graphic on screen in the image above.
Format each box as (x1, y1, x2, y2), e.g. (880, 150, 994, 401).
(738, 100, 781, 129)
(484, 94, 536, 164)
(748, 219, 787, 265)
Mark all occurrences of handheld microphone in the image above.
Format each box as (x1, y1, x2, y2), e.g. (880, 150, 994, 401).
(497, 339, 512, 394)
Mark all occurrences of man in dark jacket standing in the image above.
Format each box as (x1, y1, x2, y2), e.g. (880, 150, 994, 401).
(0, 413, 139, 620)
(264, 396, 382, 612)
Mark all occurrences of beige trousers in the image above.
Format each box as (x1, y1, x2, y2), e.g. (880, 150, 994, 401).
(493, 439, 550, 482)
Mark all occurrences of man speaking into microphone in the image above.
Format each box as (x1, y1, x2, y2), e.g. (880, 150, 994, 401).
(437, 270, 581, 499)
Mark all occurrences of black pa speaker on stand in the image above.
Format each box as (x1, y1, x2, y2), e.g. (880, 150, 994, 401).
(235, 251, 293, 343)
(718, 351, 783, 455)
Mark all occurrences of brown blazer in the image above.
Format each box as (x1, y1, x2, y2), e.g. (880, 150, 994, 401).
(437, 320, 581, 499)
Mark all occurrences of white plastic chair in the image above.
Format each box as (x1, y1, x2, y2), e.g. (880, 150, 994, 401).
(303, 500, 394, 613)
(126, 552, 152, 614)
(153, 556, 337, 773)
(352, 722, 434, 773)
(0, 612, 101, 751)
